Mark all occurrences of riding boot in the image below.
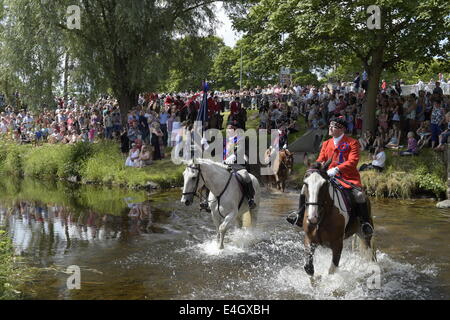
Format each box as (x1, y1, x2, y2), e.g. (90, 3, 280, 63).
(286, 194, 306, 227)
(244, 181, 257, 209)
(356, 201, 374, 237)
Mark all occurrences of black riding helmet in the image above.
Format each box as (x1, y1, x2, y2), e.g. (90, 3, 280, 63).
(330, 116, 347, 129)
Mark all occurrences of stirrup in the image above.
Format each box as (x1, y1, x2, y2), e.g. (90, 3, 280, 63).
(200, 202, 209, 210)
(248, 199, 257, 209)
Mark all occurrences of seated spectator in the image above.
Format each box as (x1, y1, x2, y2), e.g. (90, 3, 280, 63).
(435, 112, 450, 151)
(359, 146, 386, 172)
(138, 144, 153, 168)
(372, 126, 386, 150)
(359, 130, 375, 151)
(385, 124, 401, 149)
(400, 132, 418, 156)
(125, 143, 140, 167)
(417, 120, 432, 150)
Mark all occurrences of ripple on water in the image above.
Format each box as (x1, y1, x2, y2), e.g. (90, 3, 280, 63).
(179, 230, 439, 300)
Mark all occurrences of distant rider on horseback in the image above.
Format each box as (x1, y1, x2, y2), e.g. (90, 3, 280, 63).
(223, 124, 257, 209)
(288, 117, 374, 237)
(199, 124, 257, 210)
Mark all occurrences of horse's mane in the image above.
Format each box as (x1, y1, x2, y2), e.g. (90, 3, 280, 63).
(309, 162, 323, 171)
(195, 158, 230, 170)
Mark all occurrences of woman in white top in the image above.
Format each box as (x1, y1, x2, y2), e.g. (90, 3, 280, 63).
(125, 144, 141, 167)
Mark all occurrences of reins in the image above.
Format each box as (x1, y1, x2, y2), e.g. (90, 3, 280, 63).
(182, 164, 234, 219)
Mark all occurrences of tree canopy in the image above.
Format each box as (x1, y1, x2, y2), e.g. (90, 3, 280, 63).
(231, 0, 450, 131)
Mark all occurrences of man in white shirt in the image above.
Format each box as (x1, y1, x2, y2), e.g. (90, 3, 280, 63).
(359, 146, 386, 172)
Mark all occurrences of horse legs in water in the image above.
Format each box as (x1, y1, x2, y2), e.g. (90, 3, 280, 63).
(304, 243, 317, 277)
(249, 207, 258, 228)
(211, 210, 221, 243)
(218, 210, 238, 250)
(329, 238, 343, 275)
(358, 234, 377, 262)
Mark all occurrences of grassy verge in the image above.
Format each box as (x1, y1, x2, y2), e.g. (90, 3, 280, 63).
(287, 147, 447, 199)
(0, 140, 184, 190)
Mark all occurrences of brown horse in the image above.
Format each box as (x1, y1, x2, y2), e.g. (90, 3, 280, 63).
(264, 149, 294, 192)
(301, 162, 376, 277)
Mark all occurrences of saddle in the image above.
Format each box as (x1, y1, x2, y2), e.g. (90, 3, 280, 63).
(228, 166, 249, 210)
(328, 179, 357, 229)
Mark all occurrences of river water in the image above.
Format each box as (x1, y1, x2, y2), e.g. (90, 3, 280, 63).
(0, 177, 449, 300)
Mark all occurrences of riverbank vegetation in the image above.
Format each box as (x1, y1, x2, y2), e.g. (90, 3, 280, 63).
(0, 230, 29, 299)
(0, 140, 184, 190)
(288, 148, 446, 199)
(1, 125, 446, 199)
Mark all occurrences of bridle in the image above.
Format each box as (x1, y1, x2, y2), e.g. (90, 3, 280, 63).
(182, 164, 234, 219)
(182, 165, 205, 198)
(280, 153, 294, 172)
(303, 169, 329, 226)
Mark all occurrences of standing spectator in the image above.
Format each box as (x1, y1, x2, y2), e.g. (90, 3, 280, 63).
(159, 108, 169, 147)
(394, 79, 402, 96)
(381, 79, 387, 92)
(120, 128, 130, 156)
(436, 112, 450, 151)
(433, 82, 444, 98)
(103, 111, 113, 139)
(111, 106, 122, 135)
(230, 96, 241, 116)
(430, 100, 445, 149)
(353, 72, 361, 92)
(150, 122, 163, 160)
(138, 110, 149, 144)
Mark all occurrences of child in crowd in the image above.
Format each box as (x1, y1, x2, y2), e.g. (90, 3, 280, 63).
(400, 132, 418, 156)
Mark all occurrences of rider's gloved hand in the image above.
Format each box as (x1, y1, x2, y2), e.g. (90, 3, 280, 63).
(327, 167, 340, 177)
(225, 154, 236, 164)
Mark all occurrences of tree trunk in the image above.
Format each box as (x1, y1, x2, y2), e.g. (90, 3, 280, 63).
(117, 90, 139, 126)
(363, 49, 384, 134)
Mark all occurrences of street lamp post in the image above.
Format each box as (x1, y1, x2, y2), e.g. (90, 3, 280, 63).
(240, 48, 243, 92)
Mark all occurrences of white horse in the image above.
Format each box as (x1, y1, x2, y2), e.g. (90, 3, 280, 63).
(180, 159, 260, 249)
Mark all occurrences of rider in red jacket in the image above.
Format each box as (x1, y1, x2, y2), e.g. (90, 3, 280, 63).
(288, 117, 374, 237)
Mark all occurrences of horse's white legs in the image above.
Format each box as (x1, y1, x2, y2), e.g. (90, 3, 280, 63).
(211, 210, 221, 243)
(249, 208, 258, 228)
(218, 210, 238, 250)
(329, 263, 338, 275)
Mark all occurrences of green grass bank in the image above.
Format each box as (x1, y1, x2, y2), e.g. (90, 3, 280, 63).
(288, 148, 446, 199)
(0, 140, 184, 190)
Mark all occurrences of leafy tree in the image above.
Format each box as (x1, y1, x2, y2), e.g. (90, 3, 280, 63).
(162, 35, 225, 92)
(209, 45, 240, 90)
(0, 0, 64, 109)
(232, 0, 450, 132)
(38, 0, 239, 122)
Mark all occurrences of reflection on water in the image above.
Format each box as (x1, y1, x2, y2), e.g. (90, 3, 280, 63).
(0, 200, 157, 256)
(0, 176, 449, 300)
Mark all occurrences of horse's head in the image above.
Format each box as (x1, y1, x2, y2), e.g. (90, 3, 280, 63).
(283, 150, 294, 173)
(180, 161, 204, 206)
(302, 160, 332, 225)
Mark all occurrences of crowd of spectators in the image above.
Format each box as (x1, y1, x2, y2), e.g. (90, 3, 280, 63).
(1, 72, 449, 171)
